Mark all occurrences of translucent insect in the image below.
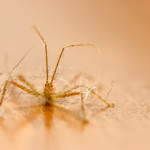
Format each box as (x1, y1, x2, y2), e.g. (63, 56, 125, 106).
(0, 26, 114, 130)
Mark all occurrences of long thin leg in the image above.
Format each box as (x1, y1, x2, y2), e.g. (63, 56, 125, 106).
(61, 73, 114, 114)
(17, 75, 40, 94)
(61, 85, 82, 94)
(33, 26, 49, 85)
(0, 81, 8, 106)
(0, 80, 42, 106)
(51, 92, 80, 99)
(0, 47, 33, 106)
(49, 44, 99, 87)
(75, 85, 115, 117)
(9, 81, 42, 97)
(56, 87, 113, 122)
(10, 48, 32, 75)
(83, 85, 114, 107)
(58, 84, 114, 111)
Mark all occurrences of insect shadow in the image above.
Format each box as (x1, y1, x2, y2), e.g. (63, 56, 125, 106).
(0, 26, 114, 132)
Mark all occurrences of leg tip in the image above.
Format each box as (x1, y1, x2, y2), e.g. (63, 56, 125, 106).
(110, 103, 115, 108)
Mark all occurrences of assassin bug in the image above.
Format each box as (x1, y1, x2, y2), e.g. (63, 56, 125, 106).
(0, 26, 114, 129)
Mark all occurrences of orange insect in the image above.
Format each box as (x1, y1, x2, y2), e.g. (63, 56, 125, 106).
(0, 26, 114, 130)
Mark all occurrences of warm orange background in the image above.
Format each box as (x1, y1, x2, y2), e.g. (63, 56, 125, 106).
(0, 1, 150, 150)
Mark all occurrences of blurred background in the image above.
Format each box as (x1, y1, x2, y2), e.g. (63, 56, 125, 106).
(0, 0, 149, 82)
(0, 0, 150, 150)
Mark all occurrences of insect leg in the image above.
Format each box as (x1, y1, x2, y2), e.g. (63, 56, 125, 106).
(58, 84, 114, 115)
(0, 81, 9, 106)
(17, 75, 40, 94)
(33, 26, 49, 85)
(49, 43, 99, 87)
(9, 81, 42, 97)
(66, 85, 114, 108)
(0, 80, 42, 106)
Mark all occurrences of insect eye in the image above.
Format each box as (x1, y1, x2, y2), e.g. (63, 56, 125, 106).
(47, 83, 53, 89)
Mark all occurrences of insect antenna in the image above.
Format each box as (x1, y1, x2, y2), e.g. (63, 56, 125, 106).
(0, 47, 33, 106)
(10, 48, 32, 76)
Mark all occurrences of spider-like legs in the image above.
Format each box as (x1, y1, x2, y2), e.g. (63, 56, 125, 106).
(0, 81, 8, 106)
(0, 26, 114, 130)
(33, 27, 98, 93)
(58, 84, 114, 118)
(0, 79, 42, 106)
(33, 26, 49, 85)
(60, 72, 114, 114)
(0, 77, 88, 122)
(49, 43, 98, 88)
(17, 75, 40, 95)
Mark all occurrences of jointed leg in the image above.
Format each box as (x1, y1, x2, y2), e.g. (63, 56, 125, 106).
(9, 81, 41, 97)
(33, 26, 49, 85)
(0, 81, 8, 106)
(61, 72, 115, 115)
(0, 80, 42, 106)
(49, 43, 99, 87)
(83, 85, 114, 108)
(17, 75, 40, 95)
(60, 84, 114, 107)
(57, 84, 114, 117)
(51, 92, 80, 100)
(33, 26, 100, 94)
